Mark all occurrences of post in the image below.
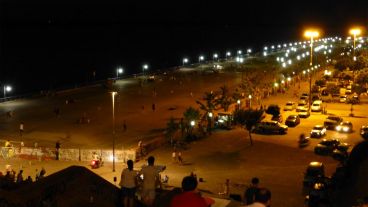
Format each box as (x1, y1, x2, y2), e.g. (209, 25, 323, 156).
(112, 92, 117, 172)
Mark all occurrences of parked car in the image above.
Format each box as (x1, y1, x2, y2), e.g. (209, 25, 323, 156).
(271, 114, 283, 123)
(332, 143, 350, 162)
(314, 139, 341, 155)
(360, 125, 368, 140)
(254, 121, 288, 134)
(335, 121, 353, 133)
(297, 101, 309, 112)
(284, 101, 296, 111)
(339, 95, 347, 103)
(303, 161, 325, 187)
(324, 116, 343, 130)
(285, 115, 300, 127)
(298, 108, 310, 118)
(310, 125, 327, 138)
(346, 95, 360, 104)
(311, 100, 323, 112)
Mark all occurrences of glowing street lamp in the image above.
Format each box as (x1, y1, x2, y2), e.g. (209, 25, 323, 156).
(183, 58, 189, 66)
(304, 29, 320, 110)
(199, 55, 204, 63)
(226, 52, 231, 59)
(349, 28, 362, 60)
(142, 64, 149, 76)
(213, 53, 218, 61)
(248, 95, 252, 108)
(116, 67, 123, 79)
(238, 50, 242, 55)
(111, 91, 117, 172)
(190, 120, 195, 127)
(3, 85, 12, 98)
(247, 48, 252, 54)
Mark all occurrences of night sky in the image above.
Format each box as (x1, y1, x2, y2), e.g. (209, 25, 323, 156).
(0, 0, 368, 94)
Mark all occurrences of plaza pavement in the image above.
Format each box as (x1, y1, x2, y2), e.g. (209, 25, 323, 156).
(1, 69, 367, 206)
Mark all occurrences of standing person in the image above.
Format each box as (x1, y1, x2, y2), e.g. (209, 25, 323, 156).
(172, 150, 177, 163)
(19, 122, 24, 137)
(245, 188, 271, 207)
(55, 141, 61, 160)
(244, 177, 260, 205)
(139, 156, 161, 207)
(170, 176, 210, 207)
(119, 160, 137, 207)
(16, 170, 24, 183)
(123, 120, 127, 132)
(177, 151, 183, 165)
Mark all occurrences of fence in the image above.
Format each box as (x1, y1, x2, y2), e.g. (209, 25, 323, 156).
(1, 146, 136, 163)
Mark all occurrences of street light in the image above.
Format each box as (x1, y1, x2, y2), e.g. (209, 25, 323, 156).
(248, 95, 252, 108)
(183, 58, 189, 66)
(3, 85, 12, 98)
(213, 53, 218, 61)
(226, 52, 231, 59)
(142, 64, 149, 77)
(111, 91, 117, 172)
(304, 29, 320, 111)
(116, 68, 123, 79)
(349, 28, 361, 60)
(199, 55, 204, 63)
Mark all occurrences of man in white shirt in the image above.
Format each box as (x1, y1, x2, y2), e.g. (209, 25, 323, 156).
(245, 188, 271, 207)
(139, 156, 160, 207)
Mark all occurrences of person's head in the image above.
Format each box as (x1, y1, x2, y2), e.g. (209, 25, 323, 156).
(19, 170, 23, 174)
(181, 176, 198, 192)
(251, 177, 259, 186)
(147, 156, 155, 166)
(254, 188, 271, 205)
(127, 160, 134, 170)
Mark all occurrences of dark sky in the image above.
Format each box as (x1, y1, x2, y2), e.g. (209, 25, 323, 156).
(0, 0, 368, 93)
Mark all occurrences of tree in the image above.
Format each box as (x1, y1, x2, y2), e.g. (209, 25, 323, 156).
(233, 109, 264, 145)
(265, 104, 280, 117)
(356, 72, 368, 86)
(196, 91, 216, 134)
(326, 84, 340, 95)
(165, 117, 178, 144)
(183, 107, 201, 139)
(216, 85, 233, 112)
(352, 84, 366, 96)
(335, 57, 353, 71)
(315, 80, 326, 87)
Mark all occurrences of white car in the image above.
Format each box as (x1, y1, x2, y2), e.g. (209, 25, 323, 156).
(298, 108, 310, 118)
(284, 101, 296, 111)
(310, 125, 327, 138)
(311, 100, 323, 112)
(340, 95, 347, 103)
(297, 101, 308, 112)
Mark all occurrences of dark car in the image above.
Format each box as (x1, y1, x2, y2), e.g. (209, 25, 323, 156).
(303, 162, 325, 187)
(285, 115, 300, 127)
(254, 121, 288, 134)
(360, 125, 368, 140)
(324, 116, 343, 130)
(332, 143, 350, 162)
(335, 121, 353, 133)
(314, 139, 341, 155)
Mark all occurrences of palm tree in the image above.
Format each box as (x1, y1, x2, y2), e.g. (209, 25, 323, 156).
(183, 106, 201, 138)
(166, 117, 178, 145)
(217, 85, 233, 112)
(196, 91, 216, 134)
(233, 109, 264, 145)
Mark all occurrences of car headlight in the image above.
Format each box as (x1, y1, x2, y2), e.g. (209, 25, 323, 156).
(343, 127, 349, 132)
(336, 126, 342, 131)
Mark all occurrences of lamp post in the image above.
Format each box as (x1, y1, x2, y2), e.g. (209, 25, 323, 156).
(116, 68, 123, 79)
(226, 52, 231, 59)
(183, 58, 189, 66)
(213, 53, 218, 62)
(199, 55, 204, 63)
(208, 112, 213, 135)
(111, 91, 117, 172)
(3, 85, 12, 98)
(142, 64, 149, 77)
(237, 99, 241, 110)
(304, 30, 320, 110)
(349, 28, 361, 61)
(248, 94, 252, 108)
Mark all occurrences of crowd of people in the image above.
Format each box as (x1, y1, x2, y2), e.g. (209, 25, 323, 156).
(118, 156, 272, 207)
(0, 166, 46, 190)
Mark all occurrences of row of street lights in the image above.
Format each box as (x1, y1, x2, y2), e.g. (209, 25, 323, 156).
(182, 49, 252, 65)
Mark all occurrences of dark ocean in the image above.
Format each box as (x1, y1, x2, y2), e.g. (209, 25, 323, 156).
(0, 1, 363, 95)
